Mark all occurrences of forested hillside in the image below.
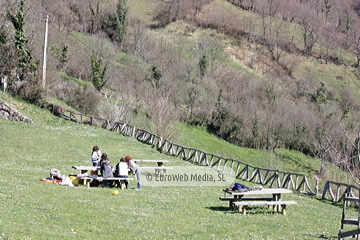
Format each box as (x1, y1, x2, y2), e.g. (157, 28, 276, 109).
(1, 0, 360, 178)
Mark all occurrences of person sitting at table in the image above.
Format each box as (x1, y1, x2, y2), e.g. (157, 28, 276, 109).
(91, 146, 102, 167)
(114, 157, 129, 189)
(125, 155, 142, 190)
(100, 153, 114, 187)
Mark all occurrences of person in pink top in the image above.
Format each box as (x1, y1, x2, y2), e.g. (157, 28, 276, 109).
(125, 155, 142, 190)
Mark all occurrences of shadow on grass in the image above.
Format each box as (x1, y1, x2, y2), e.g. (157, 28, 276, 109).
(205, 206, 283, 215)
(206, 206, 237, 214)
(302, 233, 338, 239)
(315, 197, 343, 208)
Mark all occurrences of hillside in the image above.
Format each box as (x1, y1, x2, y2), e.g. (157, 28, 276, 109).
(1, 0, 360, 180)
(0, 93, 350, 239)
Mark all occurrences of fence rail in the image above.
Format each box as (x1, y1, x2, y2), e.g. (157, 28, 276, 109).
(322, 180, 360, 203)
(118, 125, 316, 194)
(58, 108, 112, 129)
(57, 108, 360, 201)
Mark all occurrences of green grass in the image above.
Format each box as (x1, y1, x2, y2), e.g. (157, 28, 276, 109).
(0, 93, 354, 239)
(60, 72, 92, 88)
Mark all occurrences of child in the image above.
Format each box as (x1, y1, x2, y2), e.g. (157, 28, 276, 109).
(114, 157, 129, 189)
(100, 153, 113, 187)
(91, 146, 102, 166)
(125, 155, 142, 190)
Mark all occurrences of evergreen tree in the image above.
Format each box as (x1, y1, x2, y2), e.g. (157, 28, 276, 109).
(7, 0, 32, 68)
(6, 0, 42, 103)
(101, 0, 128, 46)
(199, 55, 208, 78)
(116, 0, 128, 45)
(91, 53, 107, 91)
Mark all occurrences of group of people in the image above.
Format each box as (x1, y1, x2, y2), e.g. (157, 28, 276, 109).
(91, 146, 142, 190)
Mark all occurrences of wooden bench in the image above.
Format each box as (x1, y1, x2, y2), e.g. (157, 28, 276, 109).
(77, 176, 134, 189)
(219, 197, 273, 208)
(233, 200, 297, 215)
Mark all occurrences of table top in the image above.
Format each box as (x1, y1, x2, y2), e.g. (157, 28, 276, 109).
(72, 166, 100, 171)
(224, 188, 293, 196)
(133, 160, 170, 162)
(139, 166, 173, 169)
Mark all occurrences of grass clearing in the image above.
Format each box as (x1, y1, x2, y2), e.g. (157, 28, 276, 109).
(0, 94, 353, 239)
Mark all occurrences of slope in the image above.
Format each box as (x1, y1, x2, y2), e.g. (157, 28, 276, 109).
(0, 92, 347, 239)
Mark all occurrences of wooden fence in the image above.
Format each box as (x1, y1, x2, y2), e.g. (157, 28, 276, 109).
(322, 180, 360, 203)
(111, 123, 315, 194)
(57, 109, 360, 202)
(57, 108, 112, 129)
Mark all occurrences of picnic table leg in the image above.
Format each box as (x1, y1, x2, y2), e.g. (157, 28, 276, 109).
(241, 206, 247, 215)
(281, 204, 287, 216)
(273, 194, 281, 212)
(232, 195, 240, 210)
(229, 199, 234, 209)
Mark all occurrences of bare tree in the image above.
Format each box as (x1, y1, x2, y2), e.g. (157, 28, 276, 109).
(299, 9, 318, 55)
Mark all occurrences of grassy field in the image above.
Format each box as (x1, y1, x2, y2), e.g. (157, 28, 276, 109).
(0, 93, 356, 239)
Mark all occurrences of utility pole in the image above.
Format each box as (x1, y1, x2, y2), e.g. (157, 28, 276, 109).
(42, 15, 49, 88)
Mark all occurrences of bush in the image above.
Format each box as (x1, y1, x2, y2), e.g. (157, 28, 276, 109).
(52, 80, 100, 115)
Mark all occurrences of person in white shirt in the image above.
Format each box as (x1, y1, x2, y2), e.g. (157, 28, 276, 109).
(114, 157, 129, 189)
(91, 146, 102, 166)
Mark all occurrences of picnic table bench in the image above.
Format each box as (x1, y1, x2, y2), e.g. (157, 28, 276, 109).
(219, 196, 273, 208)
(221, 188, 297, 215)
(76, 176, 134, 189)
(233, 200, 297, 215)
(71, 166, 133, 189)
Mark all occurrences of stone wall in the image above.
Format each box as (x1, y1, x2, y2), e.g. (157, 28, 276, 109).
(0, 99, 35, 124)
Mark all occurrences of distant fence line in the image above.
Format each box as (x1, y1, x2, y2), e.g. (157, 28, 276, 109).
(57, 107, 359, 202)
(55, 107, 112, 129)
(112, 121, 315, 194)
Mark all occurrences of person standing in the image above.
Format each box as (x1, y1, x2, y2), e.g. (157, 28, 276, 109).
(91, 146, 102, 166)
(125, 155, 142, 190)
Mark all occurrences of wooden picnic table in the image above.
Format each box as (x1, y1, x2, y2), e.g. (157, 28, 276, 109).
(132, 160, 172, 176)
(221, 188, 297, 215)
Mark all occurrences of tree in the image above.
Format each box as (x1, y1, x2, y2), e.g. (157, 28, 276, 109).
(322, 0, 332, 20)
(101, 0, 128, 46)
(147, 66, 162, 89)
(0, 26, 11, 76)
(89, 2, 101, 34)
(7, 0, 31, 67)
(116, 0, 128, 45)
(0, 28, 6, 46)
(6, 0, 42, 104)
(198, 54, 208, 78)
(91, 53, 107, 91)
(50, 45, 68, 70)
(301, 19, 318, 55)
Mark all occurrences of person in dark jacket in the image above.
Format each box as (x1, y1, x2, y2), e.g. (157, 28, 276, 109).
(100, 153, 113, 187)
